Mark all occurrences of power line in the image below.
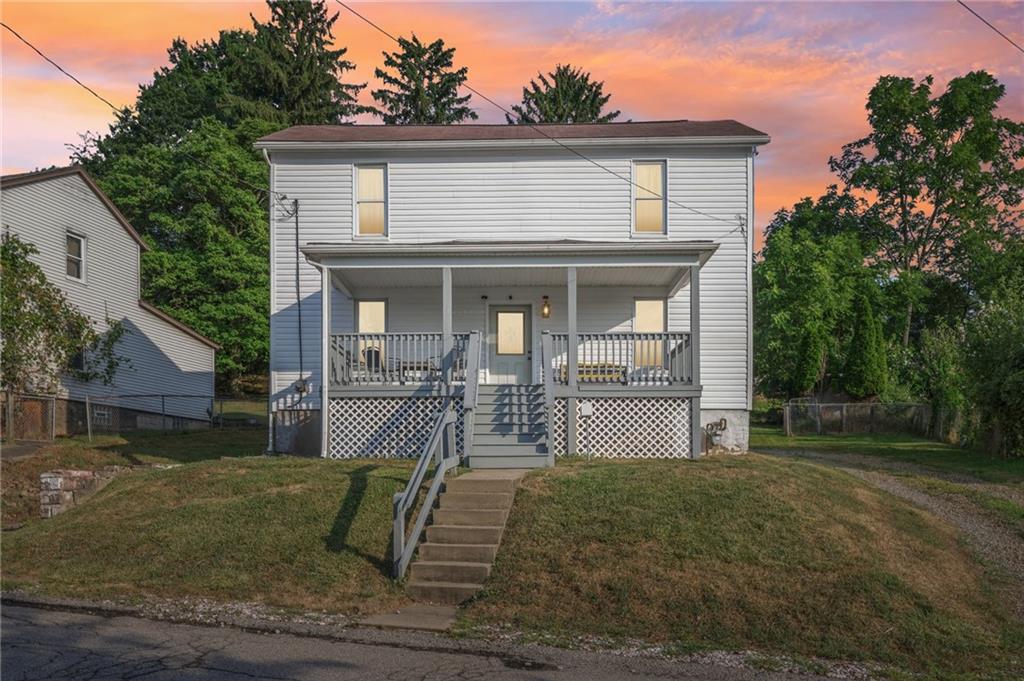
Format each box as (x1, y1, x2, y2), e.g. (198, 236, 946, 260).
(333, 0, 745, 231)
(957, 1, 1024, 54)
(1, 21, 290, 201)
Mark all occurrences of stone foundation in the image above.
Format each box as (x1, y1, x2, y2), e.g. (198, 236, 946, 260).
(40, 467, 127, 518)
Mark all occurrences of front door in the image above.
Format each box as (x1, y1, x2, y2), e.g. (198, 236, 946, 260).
(488, 306, 532, 384)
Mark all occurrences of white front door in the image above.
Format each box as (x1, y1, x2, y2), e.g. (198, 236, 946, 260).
(488, 306, 532, 384)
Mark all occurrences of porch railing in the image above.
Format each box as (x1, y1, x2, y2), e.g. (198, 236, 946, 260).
(330, 333, 470, 387)
(549, 332, 692, 386)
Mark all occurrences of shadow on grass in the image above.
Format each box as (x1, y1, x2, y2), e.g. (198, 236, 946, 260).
(92, 427, 267, 465)
(324, 464, 390, 575)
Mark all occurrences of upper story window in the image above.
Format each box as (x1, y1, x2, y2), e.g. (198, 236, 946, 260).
(66, 232, 85, 280)
(356, 165, 387, 236)
(633, 161, 666, 234)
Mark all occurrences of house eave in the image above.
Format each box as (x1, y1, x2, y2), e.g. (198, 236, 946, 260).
(255, 135, 770, 152)
(301, 240, 719, 269)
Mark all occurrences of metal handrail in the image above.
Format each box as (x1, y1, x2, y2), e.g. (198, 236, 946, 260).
(391, 399, 458, 579)
(541, 332, 556, 460)
(462, 331, 482, 460)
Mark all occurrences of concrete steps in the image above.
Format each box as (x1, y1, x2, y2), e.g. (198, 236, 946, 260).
(406, 469, 526, 605)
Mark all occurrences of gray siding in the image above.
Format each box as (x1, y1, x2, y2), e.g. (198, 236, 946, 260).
(269, 145, 752, 411)
(2, 175, 215, 419)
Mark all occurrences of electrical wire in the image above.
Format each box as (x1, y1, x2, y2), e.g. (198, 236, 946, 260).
(333, 0, 749, 233)
(1, 21, 290, 201)
(956, 1, 1024, 54)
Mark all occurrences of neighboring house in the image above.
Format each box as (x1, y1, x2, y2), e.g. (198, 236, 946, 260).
(1, 166, 218, 432)
(257, 120, 769, 464)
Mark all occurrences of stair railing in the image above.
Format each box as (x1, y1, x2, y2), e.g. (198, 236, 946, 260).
(392, 398, 458, 579)
(462, 331, 482, 460)
(541, 331, 556, 464)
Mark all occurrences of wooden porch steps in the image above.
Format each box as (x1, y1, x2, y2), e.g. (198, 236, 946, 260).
(469, 384, 549, 469)
(406, 470, 526, 605)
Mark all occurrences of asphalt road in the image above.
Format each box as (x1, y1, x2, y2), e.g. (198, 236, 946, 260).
(1, 604, 829, 681)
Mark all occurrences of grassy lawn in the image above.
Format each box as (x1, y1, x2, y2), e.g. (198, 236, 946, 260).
(750, 425, 1024, 483)
(2, 457, 413, 615)
(2, 429, 265, 525)
(463, 456, 1023, 678)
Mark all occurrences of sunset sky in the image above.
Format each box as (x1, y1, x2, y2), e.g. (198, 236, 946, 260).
(2, 1, 1022, 243)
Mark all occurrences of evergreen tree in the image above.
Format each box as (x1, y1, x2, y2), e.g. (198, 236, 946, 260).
(372, 35, 477, 124)
(842, 293, 888, 399)
(506, 64, 620, 124)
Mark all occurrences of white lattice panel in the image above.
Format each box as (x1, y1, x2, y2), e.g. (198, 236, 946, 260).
(554, 397, 690, 459)
(328, 397, 463, 459)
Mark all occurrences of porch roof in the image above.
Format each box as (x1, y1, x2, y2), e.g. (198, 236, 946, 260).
(302, 239, 716, 294)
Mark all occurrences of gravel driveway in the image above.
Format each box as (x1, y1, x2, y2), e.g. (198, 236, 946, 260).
(759, 447, 1024, 620)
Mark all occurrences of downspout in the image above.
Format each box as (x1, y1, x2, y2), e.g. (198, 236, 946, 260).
(262, 148, 274, 454)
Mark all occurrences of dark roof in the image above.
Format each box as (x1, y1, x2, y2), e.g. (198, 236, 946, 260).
(258, 119, 769, 144)
(1, 166, 149, 252)
(138, 300, 221, 350)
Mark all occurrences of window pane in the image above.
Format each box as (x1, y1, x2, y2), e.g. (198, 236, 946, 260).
(357, 301, 387, 333)
(66, 257, 82, 279)
(357, 166, 385, 201)
(496, 311, 525, 355)
(634, 299, 665, 367)
(635, 198, 664, 233)
(66, 235, 82, 257)
(635, 162, 663, 199)
(358, 202, 386, 235)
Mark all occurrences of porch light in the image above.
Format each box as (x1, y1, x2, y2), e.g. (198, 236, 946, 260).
(541, 295, 551, 319)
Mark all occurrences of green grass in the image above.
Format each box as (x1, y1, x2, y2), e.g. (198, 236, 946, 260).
(2, 457, 413, 614)
(750, 425, 1024, 483)
(463, 456, 1023, 678)
(2, 429, 266, 525)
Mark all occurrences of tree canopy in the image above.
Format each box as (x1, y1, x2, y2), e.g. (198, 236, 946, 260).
(829, 71, 1024, 346)
(372, 35, 477, 124)
(70, 0, 367, 388)
(505, 64, 620, 124)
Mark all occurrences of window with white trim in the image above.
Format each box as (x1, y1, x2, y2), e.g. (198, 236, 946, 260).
(633, 161, 666, 234)
(66, 233, 85, 280)
(356, 165, 387, 236)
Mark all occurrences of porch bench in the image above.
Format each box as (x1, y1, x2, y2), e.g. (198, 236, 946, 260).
(561, 362, 627, 383)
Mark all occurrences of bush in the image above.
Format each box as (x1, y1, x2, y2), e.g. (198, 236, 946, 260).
(964, 286, 1024, 457)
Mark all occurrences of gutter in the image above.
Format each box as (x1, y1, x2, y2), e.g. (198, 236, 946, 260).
(254, 135, 771, 152)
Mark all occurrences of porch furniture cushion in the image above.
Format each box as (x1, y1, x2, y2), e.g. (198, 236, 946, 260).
(562, 362, 627, 383)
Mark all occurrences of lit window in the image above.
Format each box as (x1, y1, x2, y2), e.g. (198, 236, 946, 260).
(633, 161, 666, 234)
(634, 299, 666, 367)
(496, 311, 526, 355)
(66, 233, 85, 279)
(357, 300, 387, 333)
(356, 166, 386, 236)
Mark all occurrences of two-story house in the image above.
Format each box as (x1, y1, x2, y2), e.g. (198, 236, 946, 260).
(1, 166, 217, 433)
(257, 120, 769, 466)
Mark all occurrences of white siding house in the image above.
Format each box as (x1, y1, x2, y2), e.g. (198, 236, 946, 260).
(1, 166, 217, 428)
(257, 120, 768, 462)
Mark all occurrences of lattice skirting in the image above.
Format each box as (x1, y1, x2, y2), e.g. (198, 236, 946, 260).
(551, 397, 691, 459)
(328, 397, 463, 459)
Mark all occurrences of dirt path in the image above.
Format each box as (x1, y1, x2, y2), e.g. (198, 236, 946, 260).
(759, 447, 1024, 621)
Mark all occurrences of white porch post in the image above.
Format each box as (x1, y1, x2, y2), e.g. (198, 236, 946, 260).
(689, 263, 701, 459)
(566, 266, 578, 455)
(320, 265, 330, 458)
(442, 266, 453, 386)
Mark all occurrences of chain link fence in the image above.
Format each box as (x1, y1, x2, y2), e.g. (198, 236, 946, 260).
(783, 400, 931, 437)
(2, 392, 268, 442)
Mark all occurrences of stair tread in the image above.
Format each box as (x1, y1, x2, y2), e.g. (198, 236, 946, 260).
(419, 542, 499, 549)
(430, 524, 504, 530)
(407, 580, 484, 589)
(412, 560, 492, 568)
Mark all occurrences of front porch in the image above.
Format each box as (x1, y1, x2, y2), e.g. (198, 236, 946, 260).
(304, 241, 714, 465)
